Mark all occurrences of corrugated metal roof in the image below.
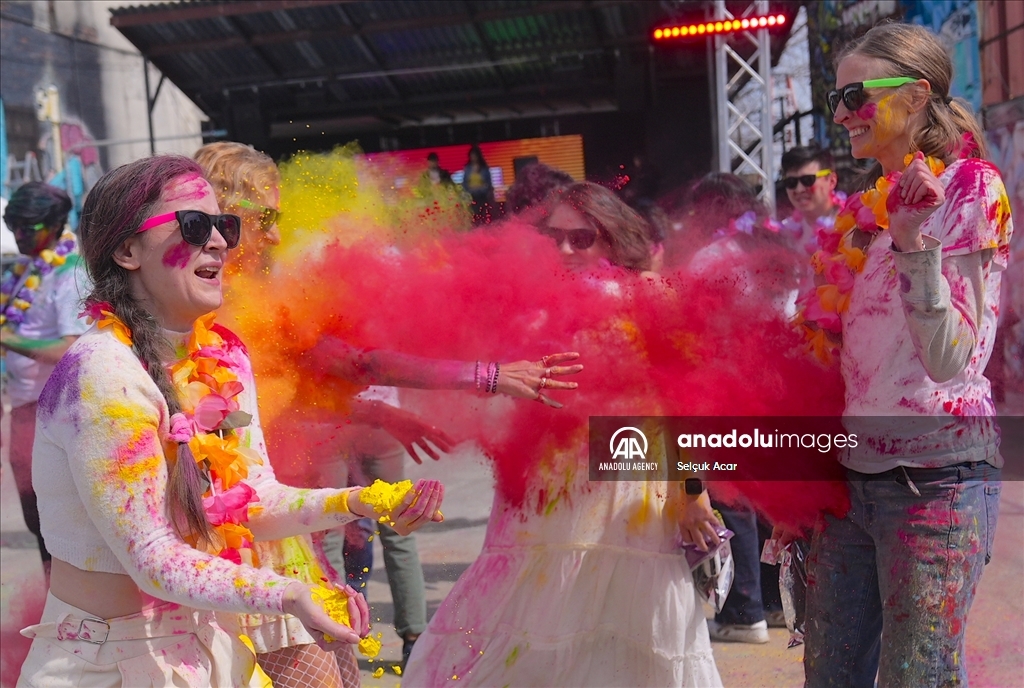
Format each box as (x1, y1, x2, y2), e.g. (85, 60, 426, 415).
(109, 1, 793, 143)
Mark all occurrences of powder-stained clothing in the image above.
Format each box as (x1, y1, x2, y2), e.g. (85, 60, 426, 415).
(6, 254, 91, 564)
(24, 322, 369, 688)
(404, 434, 722, 688)
(804, 462, 1000, 688)
(806, 159, 1012, 688)
(18, 593, 269, 688)
(840, 158, 1013, 472)
(5, 254, 92, 409)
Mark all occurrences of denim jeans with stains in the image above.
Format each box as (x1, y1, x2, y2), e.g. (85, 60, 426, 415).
(804, 462, 1001, 688)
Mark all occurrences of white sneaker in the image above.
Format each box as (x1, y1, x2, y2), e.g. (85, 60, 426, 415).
(707, 619, 770, 644)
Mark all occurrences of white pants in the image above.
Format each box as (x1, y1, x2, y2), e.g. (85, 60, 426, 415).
(18, 592, 267, 687)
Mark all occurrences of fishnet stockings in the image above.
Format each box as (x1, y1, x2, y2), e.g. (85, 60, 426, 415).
(258, 643, 358, 688)
(336, 645, 363, 688)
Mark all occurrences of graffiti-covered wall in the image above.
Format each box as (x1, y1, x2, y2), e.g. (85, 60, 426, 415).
(0, 0, 205, 206)
(0, 1, 107, 177)
(806, 0, 982, 190)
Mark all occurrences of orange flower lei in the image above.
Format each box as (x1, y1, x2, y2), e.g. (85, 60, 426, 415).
(88, 305, 263, 564)
(794, 154, 946, 364)
(81, 302, 134, 346)
(169, 313, 263, 564)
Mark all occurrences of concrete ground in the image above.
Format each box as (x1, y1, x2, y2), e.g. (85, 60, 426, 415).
(2, 397, 1021, 688)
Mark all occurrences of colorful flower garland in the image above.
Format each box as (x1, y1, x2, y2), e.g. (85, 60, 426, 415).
(794, 154, 946, 364)
(779, 190, 847, 256)
(0, 231, 77, 328)
(84, 305, 263, 565)
(712, 210, 782, 240)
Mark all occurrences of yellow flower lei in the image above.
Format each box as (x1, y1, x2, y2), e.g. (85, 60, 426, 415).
(795, 154, 946, 364)
(92, 307, 263, 563)
(1, 231, 77, 328)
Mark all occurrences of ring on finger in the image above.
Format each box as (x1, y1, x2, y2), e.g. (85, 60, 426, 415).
(541, 355, 549, 366)
(539, 377, 548, 389)
(544, 367, 551, 377)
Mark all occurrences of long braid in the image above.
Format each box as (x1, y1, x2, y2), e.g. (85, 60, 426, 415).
(79, 155, 213, 543)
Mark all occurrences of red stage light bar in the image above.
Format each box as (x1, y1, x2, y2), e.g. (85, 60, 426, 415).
(652, 14, 787, 41)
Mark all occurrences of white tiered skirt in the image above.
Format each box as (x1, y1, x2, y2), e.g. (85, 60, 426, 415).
(404, 479, 722, 688)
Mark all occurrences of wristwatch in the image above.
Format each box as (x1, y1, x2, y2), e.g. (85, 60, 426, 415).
(683, 478, 705, 495)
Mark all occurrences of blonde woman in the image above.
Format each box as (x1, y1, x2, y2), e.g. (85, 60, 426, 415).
(796, 22, 1012, 687)
(195, 142, 582, 684)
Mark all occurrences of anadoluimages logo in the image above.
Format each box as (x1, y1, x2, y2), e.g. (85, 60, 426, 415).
(609, 426, 648, 460)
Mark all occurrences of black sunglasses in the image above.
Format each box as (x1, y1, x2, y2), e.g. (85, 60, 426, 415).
(783, 169, 832, 190)
(542, 227, 598, 250)
(137, 210, 242, 249)
(826, 77, 917, 114)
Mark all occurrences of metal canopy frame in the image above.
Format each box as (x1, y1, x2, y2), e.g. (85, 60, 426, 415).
(713, 0, 775, 207)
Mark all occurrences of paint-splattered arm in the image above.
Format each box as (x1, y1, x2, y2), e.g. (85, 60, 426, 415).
(891, 238, 989, 383)
(241, 457, 365, 540)
(309, 335, 475, 389)
(65, 370, 294, 615)
(232, 361, 367, 538)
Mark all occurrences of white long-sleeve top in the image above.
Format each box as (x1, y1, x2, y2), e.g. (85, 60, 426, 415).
(32, 323, 360, 616)
(840, 158, 1013, 471)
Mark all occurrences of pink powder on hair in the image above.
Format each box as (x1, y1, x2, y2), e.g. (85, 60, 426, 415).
(162, 242, 193, 269)
(163, 173, 210, 203)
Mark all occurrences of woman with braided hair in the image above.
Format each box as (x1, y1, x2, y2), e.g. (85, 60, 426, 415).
(17, 155, 444, 687)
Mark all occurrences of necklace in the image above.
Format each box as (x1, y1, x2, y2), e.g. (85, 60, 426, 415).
(794, 155, 946, 364)
(780, 191, 847, 256)
(86, 306, 262, 563)
(711, 210, 782, 239)
(0, 231, 77, 328)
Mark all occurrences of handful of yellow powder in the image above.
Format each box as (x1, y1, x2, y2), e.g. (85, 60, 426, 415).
(309, 583, 382, 657)
(358, 479, 414, 523)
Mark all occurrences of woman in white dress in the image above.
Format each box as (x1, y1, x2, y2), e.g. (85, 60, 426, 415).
(403, 183, 724, 687)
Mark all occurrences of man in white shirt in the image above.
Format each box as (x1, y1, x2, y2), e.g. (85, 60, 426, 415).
(1, 182, 91, 574)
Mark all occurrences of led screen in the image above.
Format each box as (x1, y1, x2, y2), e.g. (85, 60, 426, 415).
(362, 134, 585, 202)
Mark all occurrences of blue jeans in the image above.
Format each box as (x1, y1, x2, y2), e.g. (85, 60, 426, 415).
(804, 462, 1001, 688)
(714, 503, 765, 625)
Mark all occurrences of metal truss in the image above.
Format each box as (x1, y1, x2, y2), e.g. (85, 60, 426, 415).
(713, 0, 775, 207)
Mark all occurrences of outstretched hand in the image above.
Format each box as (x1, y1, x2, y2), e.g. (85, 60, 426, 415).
(496, 352, 583, 408)
(372, 403, 456, 463)
(384, 479, 445, 536)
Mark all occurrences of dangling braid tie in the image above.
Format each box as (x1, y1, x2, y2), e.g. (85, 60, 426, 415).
(168, 413, 195, 443)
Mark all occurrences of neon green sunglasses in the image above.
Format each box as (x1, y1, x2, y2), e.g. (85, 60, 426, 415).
(827, 77, 918, 114)
(237, 198, 281, 232)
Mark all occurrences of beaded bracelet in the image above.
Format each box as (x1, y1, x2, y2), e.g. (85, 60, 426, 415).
(474, 360, 482, 393)
(488, 362, 501, 394)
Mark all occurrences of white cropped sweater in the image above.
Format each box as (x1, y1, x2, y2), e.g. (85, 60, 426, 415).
(33, 324, 359, 616)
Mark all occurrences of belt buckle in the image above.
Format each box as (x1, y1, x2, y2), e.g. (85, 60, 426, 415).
(78, 618, 110, 645)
